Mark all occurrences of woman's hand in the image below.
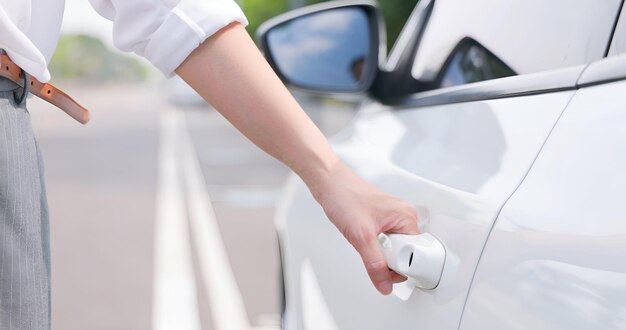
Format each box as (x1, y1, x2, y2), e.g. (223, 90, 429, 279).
(176, 23, 418, 295)
(308, 163, 420, 295)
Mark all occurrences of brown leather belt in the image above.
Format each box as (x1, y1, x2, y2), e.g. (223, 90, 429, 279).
(0, 54, 90, 124)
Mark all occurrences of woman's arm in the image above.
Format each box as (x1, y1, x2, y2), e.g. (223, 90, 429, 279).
(176, 22, 418, 295)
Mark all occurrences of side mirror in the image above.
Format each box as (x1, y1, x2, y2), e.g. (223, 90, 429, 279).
(257, 1, 383, 94)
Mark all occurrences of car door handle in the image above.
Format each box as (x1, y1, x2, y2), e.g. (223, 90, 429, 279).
(378, 233, 446, 290)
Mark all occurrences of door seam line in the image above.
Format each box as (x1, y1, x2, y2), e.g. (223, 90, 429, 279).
(455, 91, 579, 329)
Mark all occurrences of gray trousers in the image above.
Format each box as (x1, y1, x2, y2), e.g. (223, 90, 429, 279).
(0, 77, 51, 330)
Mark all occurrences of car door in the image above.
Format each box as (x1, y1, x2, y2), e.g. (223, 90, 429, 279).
(272, 0, 623, 329)
(460, 22, 626, 330)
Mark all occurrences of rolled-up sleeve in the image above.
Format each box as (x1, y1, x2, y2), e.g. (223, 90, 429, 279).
(88, 0, 248, 76)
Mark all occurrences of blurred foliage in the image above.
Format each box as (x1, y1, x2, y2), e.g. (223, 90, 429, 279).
(377, 0, 420, 49)
(49, 34, 152, 82)
(243, 0, 419, 49)
(50, 0, 418, 81)
(241, 0, 289, 40)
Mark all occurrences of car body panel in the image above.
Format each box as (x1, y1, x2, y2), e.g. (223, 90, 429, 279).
(460, 75, 626, 330)
(277, 90, 575, 329)
(398, 64, 585, 108)
(412, 0, 622, 81)
(270, 1, 626, 329)
(578, 54, 626, 87)
(608, 2, 626, 56)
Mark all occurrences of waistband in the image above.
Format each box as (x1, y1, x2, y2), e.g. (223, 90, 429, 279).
(0, 50, 88, 123)
(0, 75, 29, 107)
(0, 49, 26, 100)
(0, 73, 29, 106)
(0, 76, 20, 93)
(0, 50, 19, 93)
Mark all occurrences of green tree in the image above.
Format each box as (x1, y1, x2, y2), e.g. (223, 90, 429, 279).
(377, 0, 419, 49)
(241, 0, 289, 38)
(50, 34, 151, 81)
(242, 0, 419, 49)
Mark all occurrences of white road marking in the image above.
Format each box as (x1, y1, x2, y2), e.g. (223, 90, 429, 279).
(152, 109, 202, 330)
(155, 107, 276, 330)
(179, 110, 252, 330)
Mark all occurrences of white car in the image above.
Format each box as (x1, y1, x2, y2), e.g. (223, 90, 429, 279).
(257, 0, 626, 329)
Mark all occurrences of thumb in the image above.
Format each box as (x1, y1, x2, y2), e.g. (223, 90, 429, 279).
(356, 234, 394, 295)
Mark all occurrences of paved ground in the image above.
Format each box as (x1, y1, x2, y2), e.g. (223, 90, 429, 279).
(28, 82, 357, 330)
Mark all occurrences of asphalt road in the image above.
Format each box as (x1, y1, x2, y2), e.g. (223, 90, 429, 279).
(28, 82, 357, 330)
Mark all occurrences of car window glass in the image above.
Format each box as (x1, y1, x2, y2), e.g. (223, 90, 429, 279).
(437, 38, 515, 88)
(412, 0, 622, 85)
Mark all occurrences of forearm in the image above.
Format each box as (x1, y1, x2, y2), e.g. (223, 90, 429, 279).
(176, 22, 419, 295)
(176, 23, 338, 195)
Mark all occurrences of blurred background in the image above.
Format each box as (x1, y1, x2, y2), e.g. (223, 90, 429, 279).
(27, 0, 416, 329)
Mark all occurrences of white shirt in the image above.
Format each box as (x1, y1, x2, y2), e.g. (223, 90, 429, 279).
(0, 0, 248, 82)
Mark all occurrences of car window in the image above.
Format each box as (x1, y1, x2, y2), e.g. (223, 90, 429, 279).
(608, 4, 626, 56)
(437, 38, 515, 88)
(412, 0, 622, 86)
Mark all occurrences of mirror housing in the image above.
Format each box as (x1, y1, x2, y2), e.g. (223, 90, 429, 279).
(256, 0, 385, 94)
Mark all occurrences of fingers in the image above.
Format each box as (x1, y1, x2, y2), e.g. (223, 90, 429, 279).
(355, 233, 395, 295)
(387, 204, 420, 235)
(390, 271, 407, 283)
(404, 215, 421, 235)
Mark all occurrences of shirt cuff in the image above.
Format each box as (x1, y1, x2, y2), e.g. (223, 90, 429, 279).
(143, 1, 248, 77)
